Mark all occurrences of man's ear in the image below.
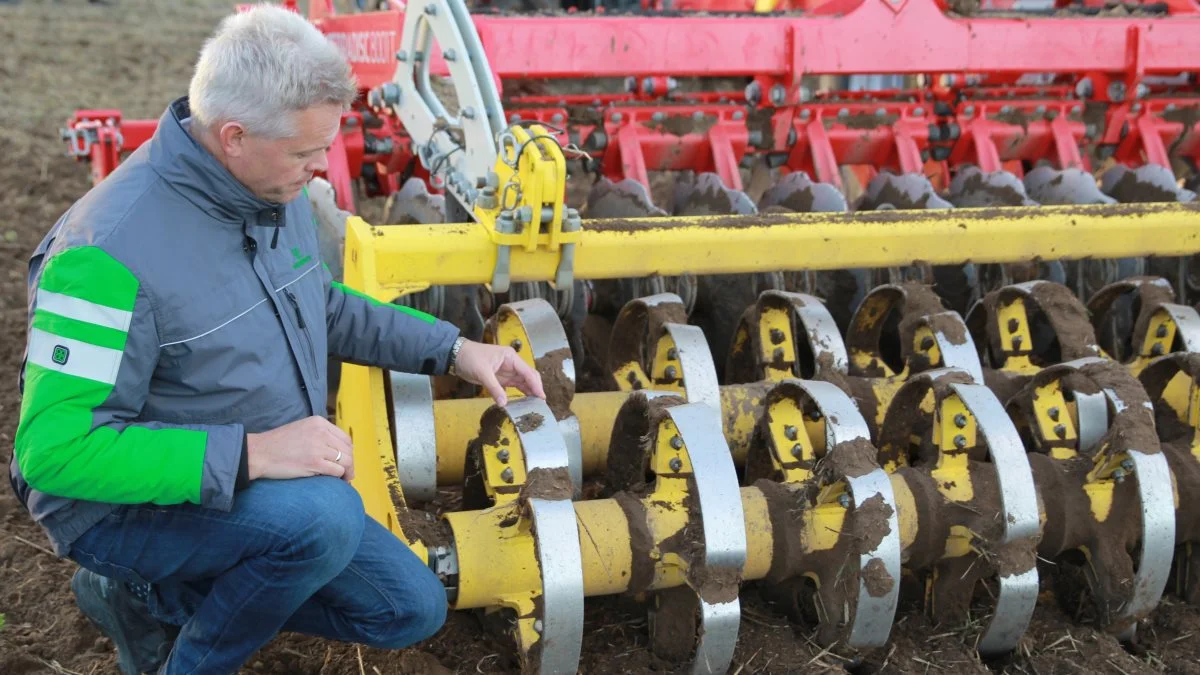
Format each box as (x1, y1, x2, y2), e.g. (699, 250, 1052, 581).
(217, 121, 248, 158)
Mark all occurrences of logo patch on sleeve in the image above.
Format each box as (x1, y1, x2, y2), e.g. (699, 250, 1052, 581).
(52, 345, 70, 366)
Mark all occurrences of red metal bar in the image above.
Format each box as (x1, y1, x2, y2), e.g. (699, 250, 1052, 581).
(313, 0, 1200, 93)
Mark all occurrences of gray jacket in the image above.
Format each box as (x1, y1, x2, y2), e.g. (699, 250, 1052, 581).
(10, 97, 460, 555)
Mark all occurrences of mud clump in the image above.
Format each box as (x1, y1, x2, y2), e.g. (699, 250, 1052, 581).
(514, 410, 544, 433)
(521, 466, 574, 502)
(536, 347, 576, 420)
(861, 557, 895, 598)
(851, 493, 894, 556)
(822, 437, 883, 481)
(604, 392, 685, 493)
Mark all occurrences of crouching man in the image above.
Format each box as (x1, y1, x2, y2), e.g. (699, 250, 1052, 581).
(10, 5, 543, 673)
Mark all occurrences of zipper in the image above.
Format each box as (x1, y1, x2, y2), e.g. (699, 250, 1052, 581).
(284, 288, 318, 374)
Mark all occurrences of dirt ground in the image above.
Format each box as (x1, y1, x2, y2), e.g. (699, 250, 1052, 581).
(2, 1, 1200, 674)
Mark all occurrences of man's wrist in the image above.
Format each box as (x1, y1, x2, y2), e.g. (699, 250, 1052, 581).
(446, 335, 467, 376)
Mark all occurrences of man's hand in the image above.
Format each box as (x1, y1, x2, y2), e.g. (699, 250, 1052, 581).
(453, 340, 546, 406)
(246, 416, 355, 482)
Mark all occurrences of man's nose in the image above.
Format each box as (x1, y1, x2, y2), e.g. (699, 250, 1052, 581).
(308, 151, 330, 174)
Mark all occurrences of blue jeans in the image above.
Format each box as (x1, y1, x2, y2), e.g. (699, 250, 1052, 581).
(67, 476, 448, 674)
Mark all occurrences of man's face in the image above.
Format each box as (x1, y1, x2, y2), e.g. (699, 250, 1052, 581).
(218, 103, 342, 204)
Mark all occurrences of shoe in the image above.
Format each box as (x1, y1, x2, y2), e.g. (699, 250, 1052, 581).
(71, 568, 171, 675)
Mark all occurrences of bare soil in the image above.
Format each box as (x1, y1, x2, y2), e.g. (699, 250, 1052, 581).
(2, 2, 1200, 674)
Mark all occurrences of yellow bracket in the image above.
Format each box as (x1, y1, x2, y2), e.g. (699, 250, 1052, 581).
(996, 298, 1039, 375)
(470, 123, 580, 294)
(932, 393, 975, 503)
(1032, 380, 1079, 460)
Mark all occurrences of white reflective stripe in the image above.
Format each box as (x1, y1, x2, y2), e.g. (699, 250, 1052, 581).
(36, 289, 133, 332)
(160, 299, 267, 348)
(159, 263, 321, 348)
(27, 328, 123, 385)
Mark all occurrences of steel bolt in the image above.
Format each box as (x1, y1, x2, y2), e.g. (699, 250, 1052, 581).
(1012, 335, 1024, 349)
(551, 113, 564, 124)
(787, 127, 798, 145)
(396, 50, 408, 62)
(1049, 407, 1060, 421)
(953, 435, 968, 449)
(954, 413, 968, 429)
(920, 336, 935, 351)
(875, 107, 887, 117)
(664, 365, 678, 379)
(1107, 81, 1127, 102)
(769, 84, 787, 107)
(1135, 83, 1149, 99)
(808, 409, 822, 421)
(611, 112, 624, 124)
(510, 339, 523, 351)
(509, 113, 522, 123)
(461, 107, 476, 120)
(1131, 103, 1142, 114)
(732, 110, 744, 121)
(773, 347, 785, 362)
(642, 78, 655, 95)
(693, 111, 706, 121)
(1035, 105, 1047, 116)
(791, 443, 803, 458)
(1121, 458, 1135, 472)
(1152, 343, 1165, 356)
(913, 107, 925, 117)
(1156, 325, 1169, 338)
(424, 3, 437, 13)
(500, 467, 514, 483)
(1054, 423, 1067, 439)
(838, 494, 851, 508)
(799, 110, 811, 122)
(838, 108, 850, 119)
(443, 48, 457, 62)
(652, 112, 666, 123)
(670, 435, 683, 450)
(1075, 78, 1093, 99)
(669, 457, 683, 472)
(745, 82, 762, 106)
(963, 105, 975, 118)
(667, 347, 678, 360)
(497, 449, 510, 463)
(1001, 105, 1013, 115)
(624, 77, 638, 94)
(798, 86, 813, 103)
(770, 328, 786, 344)
(1071, 105, 1083, 116)
(785, 425, 799, 441)
(534, 619, 544, 633)
(1113, 467, 1126, 483)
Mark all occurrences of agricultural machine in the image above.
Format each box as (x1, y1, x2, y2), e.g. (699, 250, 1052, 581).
(62, 0, 1200, 671)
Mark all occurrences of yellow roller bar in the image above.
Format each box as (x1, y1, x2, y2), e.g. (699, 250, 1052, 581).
(347, 202, 1200, 291)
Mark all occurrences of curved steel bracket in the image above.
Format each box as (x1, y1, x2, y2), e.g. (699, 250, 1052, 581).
(951, 383, 1040, 656)
(389, 372, 438, 502)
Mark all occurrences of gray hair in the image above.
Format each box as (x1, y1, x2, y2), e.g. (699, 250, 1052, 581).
(188, 4, 358, 138)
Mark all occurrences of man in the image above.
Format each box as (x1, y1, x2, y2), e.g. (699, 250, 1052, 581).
(10, 5, 544, 673)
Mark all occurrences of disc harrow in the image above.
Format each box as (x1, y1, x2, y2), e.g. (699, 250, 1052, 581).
(337, 261, 1200, 673)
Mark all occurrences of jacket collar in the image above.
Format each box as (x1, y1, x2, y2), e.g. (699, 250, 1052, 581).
(147, 96, 287, 230)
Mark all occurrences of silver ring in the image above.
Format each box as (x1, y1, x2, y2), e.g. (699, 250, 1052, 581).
(334, 450, 343, 464)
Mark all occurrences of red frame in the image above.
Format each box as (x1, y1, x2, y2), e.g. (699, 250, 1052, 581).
(66, 0, 1200, 210)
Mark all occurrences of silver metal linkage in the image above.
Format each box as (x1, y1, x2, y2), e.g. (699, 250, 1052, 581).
(951, 383, 1040, 656)
(665, 403, 747, 674)
(389, 372, 438, 502)
(528, 497, 585, 674)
